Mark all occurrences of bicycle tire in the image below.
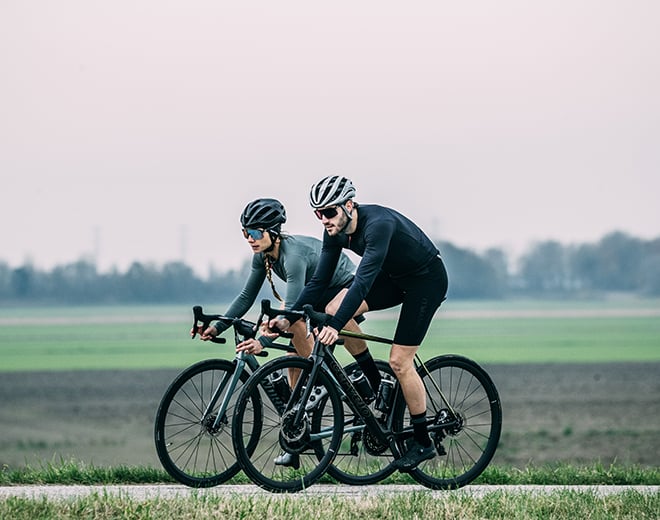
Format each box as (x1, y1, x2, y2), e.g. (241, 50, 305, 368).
(154, 358, 260, 487)
(232, 356, 344, 493)
(390, 354, 502, 489)
(324, 359, 398, 485)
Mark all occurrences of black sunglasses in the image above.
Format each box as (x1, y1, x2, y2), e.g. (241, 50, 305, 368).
(314, 206, 340, 220)
(242, 228, 265, 240)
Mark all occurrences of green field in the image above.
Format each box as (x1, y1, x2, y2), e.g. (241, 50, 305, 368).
(1, 299, 659, 476)
(1, 299, 659, 371)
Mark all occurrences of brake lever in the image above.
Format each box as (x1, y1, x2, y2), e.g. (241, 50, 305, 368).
(268, 323, 294, 339)
(191, 305, 227, 344)
(301, 304, 330, 330)
(191, 306, 204, 339)
(259, 299, 294, 339)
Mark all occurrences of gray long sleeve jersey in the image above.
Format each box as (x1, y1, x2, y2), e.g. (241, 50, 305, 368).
(222, 234, 356, 322)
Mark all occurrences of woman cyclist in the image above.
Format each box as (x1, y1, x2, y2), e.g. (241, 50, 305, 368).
(196, 198, 375, 359)
(195, 199, 384, 468)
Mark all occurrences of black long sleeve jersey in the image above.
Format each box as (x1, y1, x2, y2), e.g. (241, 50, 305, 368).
(293, 204, 440, 331)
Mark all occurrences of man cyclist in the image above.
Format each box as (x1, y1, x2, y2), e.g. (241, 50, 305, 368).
(269, 176, 448, 471)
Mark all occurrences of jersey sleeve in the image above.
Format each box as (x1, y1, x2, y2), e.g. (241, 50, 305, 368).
(328, 217, 395, 330)
(292, 236, 342, 310)
(223, 254, 267, 319)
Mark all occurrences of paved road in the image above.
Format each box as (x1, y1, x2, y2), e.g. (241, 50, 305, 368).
(1, 484, 658, 501)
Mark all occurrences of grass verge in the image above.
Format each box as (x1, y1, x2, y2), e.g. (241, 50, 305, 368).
(1, 489, 659, 520)
(1, 460, 659, 486)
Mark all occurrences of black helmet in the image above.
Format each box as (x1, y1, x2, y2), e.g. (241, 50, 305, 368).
(309, 175, 356, 209)
(240, 198, 287, 230)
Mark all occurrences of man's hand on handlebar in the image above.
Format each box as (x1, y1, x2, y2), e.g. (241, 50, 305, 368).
(316, 325, 339, 346)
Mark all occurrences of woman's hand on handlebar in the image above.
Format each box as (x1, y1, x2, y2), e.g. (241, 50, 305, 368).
(236, 338, 264, 355)
(191, 325, 219, 341)
(261, 317, 291, 338)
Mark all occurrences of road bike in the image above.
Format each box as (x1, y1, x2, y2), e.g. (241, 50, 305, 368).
(153, 305, 299, 487)
(154, 305, 393, 487)
(232, 300, 502, 493)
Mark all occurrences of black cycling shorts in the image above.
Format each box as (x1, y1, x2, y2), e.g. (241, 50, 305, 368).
(364, 256, 448, 346)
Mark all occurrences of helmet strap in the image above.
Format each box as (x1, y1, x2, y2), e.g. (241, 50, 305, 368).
(262, 228, 280, 253)
(340, 203, 353, 220)
(337, 204, 353, 234)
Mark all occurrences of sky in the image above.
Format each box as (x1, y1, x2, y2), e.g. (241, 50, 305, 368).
(1, 1, 659, 277)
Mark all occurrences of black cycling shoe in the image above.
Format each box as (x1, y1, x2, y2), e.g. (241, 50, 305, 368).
(274, 451, 300, 469)
(394, 440, 435, 471)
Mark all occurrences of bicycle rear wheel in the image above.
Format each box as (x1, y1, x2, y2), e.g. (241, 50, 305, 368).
(324, 359, 398, 485)
(232, 356, 344, 493)
(391, 354, 502, 489)
(154, 358, 258, 487)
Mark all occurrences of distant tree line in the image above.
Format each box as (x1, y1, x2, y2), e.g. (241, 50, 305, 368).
(1, 231, 658, 305)
(441, 231, 660, 298)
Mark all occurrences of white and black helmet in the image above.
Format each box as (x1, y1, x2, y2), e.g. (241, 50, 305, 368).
(309, 175, 356, 209)
(240, 198, 287, 230)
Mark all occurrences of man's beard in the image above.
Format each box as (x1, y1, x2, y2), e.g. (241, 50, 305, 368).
(326, 213, 350, 235)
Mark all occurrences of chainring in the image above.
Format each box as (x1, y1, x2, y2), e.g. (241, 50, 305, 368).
(362, 428, 389, 455)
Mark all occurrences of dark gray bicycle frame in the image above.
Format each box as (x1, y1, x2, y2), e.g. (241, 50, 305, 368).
(286, 330, 460, 450)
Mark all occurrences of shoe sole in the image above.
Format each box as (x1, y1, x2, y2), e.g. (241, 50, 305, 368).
(395, 450, 436, 471)
(274, 457, 300, 470)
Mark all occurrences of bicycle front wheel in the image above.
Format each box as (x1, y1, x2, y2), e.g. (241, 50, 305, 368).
(391, 354, 502, 489)
(154, 358, 257, 487)
(232, 356, 344, 493)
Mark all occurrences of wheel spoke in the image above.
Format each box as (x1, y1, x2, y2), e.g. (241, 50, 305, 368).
(392, 355, 502, 489)
(154, 360, 247, 487)
(233, 356, 344, 493)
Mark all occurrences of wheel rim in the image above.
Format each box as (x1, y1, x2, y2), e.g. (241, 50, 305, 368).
(233, 356, 344, 492)
(394, 355, 502, 489)
(155, 360, 254, 486)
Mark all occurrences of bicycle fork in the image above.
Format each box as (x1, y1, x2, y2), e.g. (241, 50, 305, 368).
(203, 353, 264, 431)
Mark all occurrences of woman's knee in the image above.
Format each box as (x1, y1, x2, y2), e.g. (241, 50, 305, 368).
(289, 319, 307, 336)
